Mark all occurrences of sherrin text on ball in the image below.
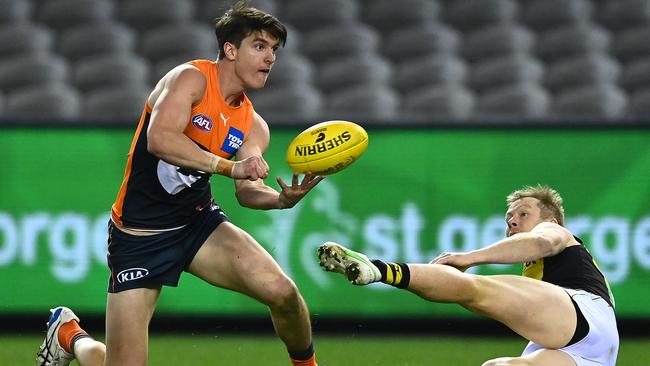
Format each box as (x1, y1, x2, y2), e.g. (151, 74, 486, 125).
(286, 120, 368, 175)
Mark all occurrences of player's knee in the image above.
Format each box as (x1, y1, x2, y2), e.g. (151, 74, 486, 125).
(263, 275, 300, 310)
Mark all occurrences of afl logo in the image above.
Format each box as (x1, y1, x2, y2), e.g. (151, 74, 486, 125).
(191, 114, 213, 132)
(116, 268, 149, 283)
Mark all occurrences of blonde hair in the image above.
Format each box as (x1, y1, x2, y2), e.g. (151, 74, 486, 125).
(506, 185, 565, 226)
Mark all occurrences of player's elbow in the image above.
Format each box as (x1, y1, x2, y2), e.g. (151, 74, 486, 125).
(147, 131, 165, 158)
(535, 234, 561, 257)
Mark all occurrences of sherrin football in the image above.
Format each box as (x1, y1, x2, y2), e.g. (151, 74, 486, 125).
(286, 120, 368, 175)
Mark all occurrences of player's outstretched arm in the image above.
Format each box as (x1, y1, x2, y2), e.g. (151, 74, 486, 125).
(432, 222, 575, 268)
(234, 113, 323, 209)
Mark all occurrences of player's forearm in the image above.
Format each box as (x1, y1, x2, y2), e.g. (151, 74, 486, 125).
(148, 130, 232, 176)
(235, 184, 282, 210)
(467, 233, 554, 265)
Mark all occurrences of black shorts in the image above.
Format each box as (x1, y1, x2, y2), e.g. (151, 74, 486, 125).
(106, 203, 229, 293)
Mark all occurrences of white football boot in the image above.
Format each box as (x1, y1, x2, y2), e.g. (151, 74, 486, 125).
(36, 307, 78, 366)
(318, 241, 382, 285)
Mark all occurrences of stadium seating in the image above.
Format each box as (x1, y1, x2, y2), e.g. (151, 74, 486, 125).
(249, 83, 323, 123)
(383, 23, 461, 62)
(362, 0, 440, 34)
(0, 0, 649, 123)
(523, 0, 594, 31)
(316, 53, 393, 92)
(72, 52, 151, 92)
(283, 0, 359, 32)
(0, 0, 32, 24)
(402, 83, 475, 120)
(0, 53, 68, 90)
(393, 54, 468, 93)
(58, 21, 136, 62)
(476, 83, 550, 119)
(5, 83, 81, 119)
(469, 54, 544, 92)
(83, 84, 150, 122)
(37, 0, 115, 31)
(0, 22, 54, 57)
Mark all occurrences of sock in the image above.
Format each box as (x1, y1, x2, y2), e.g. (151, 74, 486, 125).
(371, 260, 411, 289)
(290, 343, 317, 366)
(57, 320, 89, 355)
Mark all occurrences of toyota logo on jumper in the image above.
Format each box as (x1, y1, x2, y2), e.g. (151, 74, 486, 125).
(116, 268, 149, 283)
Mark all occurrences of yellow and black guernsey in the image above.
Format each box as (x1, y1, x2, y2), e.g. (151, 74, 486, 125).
(111, 60, 254, 230)
(523, 236, 614, 308)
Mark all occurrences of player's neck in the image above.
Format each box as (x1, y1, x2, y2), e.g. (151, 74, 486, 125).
(216, 61, 245, 107)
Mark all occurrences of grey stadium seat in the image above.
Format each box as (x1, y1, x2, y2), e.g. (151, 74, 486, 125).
(620, 56, 650, 92)
(383, 23, 461, 62)
(545, 54, 620, 93)
(72, 53, 151, 92)
(0, 0, 32, 24)
(325, 83, 400, 121)
(552, 84, 627, 119)
(119, 0, 195, 32)
(363, 0, 440, 33)
(393, 54, 468, 93)
(469, 54, 544, 93)
(6, 83, 81, 120)
(83, 84, 150, 122)
(403, 83, 475, 120)
(195, 0, 279, 24)
(0, 53, 68, 91)
(0, 23, 54, 58)
(301, 23, 380, 63)
(249, 83, 323, 123)
(600, 0, 650, 31)
(140, 24, 217, 63)
(462, 23, 535, 63)
(445, 0, 519, 32)
(627, 87, 650, 119)
(536, 23, 611, 63)
(283, 0, 359, 32)
(523, 0, 594, 31)
(316, 53, 393, 93)
(476, 83, 550, 119)
(38, 0, 115, 31)
(612, 26, 650, 62)
(58, 22, 136, 62)
(265, 52, 315, 87)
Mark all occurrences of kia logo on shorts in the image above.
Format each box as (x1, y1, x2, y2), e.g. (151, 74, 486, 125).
(116, 268, 149, 283)
(191, 114, 213, 132)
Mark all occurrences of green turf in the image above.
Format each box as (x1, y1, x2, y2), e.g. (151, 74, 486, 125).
(8, 335, 649, 365)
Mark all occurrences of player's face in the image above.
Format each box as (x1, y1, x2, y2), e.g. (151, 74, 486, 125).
(505, 197, 548, 237)
(234, 30, 279, 89)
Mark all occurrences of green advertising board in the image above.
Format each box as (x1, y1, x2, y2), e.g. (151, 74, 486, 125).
(1, 127, 649, 318)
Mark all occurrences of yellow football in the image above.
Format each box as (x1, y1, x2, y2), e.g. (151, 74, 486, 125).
(286, 120, 369, 175)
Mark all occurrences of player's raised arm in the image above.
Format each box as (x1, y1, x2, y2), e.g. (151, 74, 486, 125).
(147, 65, 235, 177)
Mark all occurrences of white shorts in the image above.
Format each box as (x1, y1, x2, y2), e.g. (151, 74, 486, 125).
(522, 288, 619, 366)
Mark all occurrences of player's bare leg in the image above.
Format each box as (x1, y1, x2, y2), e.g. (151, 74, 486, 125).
(319, 242, 577, 353)
(408, 265, 576, 351)
(188, 222, 315, 363)
(73, 338, 106, 366)
(104, 288, 160, 366)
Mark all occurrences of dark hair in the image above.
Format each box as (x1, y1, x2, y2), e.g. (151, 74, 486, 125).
(214, 1, 287, 59)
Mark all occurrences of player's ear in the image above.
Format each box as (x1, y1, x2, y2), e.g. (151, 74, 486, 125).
(223, 42, 237, 61)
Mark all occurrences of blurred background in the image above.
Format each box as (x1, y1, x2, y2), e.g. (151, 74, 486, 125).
(1, 0, 649, 364)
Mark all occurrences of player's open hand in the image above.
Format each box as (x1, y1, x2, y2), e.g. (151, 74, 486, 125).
(232, 155, 269, 181)
(430, 252, 472, 272)
(277, 173, 325, 209)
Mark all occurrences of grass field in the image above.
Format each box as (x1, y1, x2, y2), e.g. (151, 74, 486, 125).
(5, 335, 648, 365)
